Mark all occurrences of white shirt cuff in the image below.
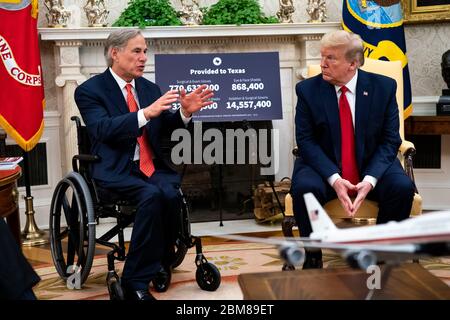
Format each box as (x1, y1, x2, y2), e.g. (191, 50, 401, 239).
(137, 109, 148, 128)
(328, 173, 341, 187)
(179, 108, 192, 125)
(363, 175, 377, 189)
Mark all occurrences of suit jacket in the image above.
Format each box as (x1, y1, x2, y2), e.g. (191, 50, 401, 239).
(293, 69, 402, 182)
(74, 69, 186, 184)
(0, 219, 40, 299)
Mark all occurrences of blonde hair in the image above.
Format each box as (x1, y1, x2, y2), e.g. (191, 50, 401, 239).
(321, 30, 365, 67)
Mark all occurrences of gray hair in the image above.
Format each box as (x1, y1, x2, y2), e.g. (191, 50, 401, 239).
(321, 30, 365, 67)
(104, 29, 143, 67)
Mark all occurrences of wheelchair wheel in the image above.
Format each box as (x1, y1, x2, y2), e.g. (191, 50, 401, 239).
(196, 263, 221, 291)
(49, 172, 96, 286)
(171, 238, 188, 269)
(170, 194, 190, 268)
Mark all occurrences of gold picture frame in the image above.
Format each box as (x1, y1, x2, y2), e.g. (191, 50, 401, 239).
(403, 0, 450, 24)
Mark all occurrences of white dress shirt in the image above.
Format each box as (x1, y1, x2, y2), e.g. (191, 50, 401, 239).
(327, 70, 377, 189)
(109, 68, 191, 160)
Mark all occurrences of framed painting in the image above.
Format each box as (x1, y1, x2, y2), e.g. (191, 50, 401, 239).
(403, 0, 450, 24)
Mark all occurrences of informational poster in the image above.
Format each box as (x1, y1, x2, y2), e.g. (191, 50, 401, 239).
(155, 52, 282, 122)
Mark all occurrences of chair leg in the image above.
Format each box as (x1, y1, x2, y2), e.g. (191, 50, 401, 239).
(282, 216, 296, 237)
(282, 263, 296, 271)
(282, 216, 297, 271)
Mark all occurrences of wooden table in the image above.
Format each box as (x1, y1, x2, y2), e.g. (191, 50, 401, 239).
(238, 263, 450, 300)
(405, 116, 450, 135)
(0, 166, 22, 246)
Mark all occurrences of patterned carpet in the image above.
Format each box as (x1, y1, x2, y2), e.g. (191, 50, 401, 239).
(33, 242, 450, 300)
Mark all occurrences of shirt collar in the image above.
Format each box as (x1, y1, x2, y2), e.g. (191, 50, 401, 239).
(334, 69, 358, 95)
(109, 67, 135, 91)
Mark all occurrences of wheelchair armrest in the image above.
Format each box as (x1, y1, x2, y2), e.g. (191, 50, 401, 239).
(72, 154, 100, 173)
(73, 154, 100, 162)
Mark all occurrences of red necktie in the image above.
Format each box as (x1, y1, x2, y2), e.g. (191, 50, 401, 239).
(125, 84, 155, 177)
(339, 86, 359, 194)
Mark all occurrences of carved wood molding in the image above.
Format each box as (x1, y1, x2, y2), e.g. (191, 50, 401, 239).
(39, 23, 341, 41)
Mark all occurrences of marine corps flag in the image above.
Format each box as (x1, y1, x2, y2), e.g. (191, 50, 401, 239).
(0, 0, 44, 151)
(342, 0, 413, 119)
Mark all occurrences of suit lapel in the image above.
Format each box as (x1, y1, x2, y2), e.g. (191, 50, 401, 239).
(136, 78, 162, 108)
(134, 79, 151, 109)
(104, 69, 129, 114)
(354, 70, 372, 170)
(321, 79, 341, 165)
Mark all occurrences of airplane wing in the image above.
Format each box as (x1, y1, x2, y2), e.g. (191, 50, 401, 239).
(281, 236, 418, 253)
(216, 234, 424, 270)
(219, 234, 417, 254)
(287, 238, 422, 269)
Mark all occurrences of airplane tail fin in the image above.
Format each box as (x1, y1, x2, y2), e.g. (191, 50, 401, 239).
(303, 193, 337, 234)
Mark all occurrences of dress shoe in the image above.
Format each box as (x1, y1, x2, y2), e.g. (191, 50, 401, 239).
(302, 256, 323, 269)
(152, 265, 172, 292)
(123, 288, 156, 301)
(302, 250, 323, 269)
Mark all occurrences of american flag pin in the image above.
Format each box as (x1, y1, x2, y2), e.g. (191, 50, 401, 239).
(363, 91, 368, 96)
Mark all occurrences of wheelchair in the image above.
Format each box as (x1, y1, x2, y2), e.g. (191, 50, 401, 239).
(49, 116, 221, 299)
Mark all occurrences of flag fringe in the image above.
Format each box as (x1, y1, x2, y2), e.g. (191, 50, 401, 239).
(0, 99, 45, 152)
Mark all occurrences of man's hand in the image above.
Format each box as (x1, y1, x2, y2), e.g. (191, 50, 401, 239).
(179, 84, 214, 116)
(143, 90, 179, 120)
(352, 181, 373, 216)
(332, 178, 357, 217)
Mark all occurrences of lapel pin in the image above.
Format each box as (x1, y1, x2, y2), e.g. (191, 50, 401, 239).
(363, 91, 368, 96)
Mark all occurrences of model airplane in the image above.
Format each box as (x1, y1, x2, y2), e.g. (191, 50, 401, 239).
(219, 193, 450, 270)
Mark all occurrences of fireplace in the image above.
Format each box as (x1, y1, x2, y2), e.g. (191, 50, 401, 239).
(162, 120, 274, 222)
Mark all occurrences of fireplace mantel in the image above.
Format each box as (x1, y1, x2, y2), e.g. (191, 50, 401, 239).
(39, 23, 340, 40)
(38, 23, 340, 180)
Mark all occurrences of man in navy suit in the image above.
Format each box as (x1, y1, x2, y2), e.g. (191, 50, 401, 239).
(0, 219, 40, 300)
(74, 29, 213, 300)
(291, 30, 414, 269)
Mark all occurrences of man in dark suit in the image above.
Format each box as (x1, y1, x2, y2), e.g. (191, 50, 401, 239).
(291, 30, 415, 269)
(74, 29, 213, 300)
(0, 219, 40, 300)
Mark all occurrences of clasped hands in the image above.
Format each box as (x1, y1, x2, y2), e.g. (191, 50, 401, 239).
(143, 84, 214, 120)
(332, 179, 373, 217)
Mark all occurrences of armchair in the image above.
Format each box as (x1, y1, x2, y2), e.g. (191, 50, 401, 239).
(283, 58, 422, 250)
